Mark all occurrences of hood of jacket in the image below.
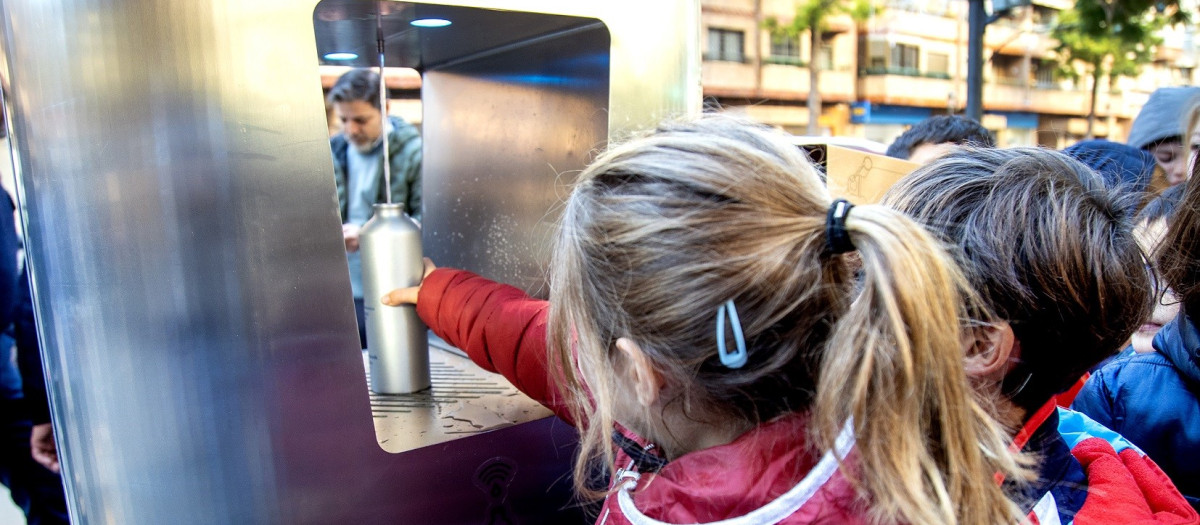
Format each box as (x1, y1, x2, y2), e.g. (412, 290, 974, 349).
(599, 414, 871, 525)
(1127, 87, 1200, 150)
(1154, 311, 1200, 385)
(1062, 139, 1156, 195)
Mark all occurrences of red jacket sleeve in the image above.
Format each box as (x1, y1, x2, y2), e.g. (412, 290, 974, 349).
(415, 268, 573, 424)
(1071, 437, 1199, 524)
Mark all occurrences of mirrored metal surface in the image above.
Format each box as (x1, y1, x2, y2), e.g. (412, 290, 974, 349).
(0, 0, 698, 523)
(420, 16, 610, 294)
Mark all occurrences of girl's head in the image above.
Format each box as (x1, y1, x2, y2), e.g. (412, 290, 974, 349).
(1128, 86, 1200, 185)
(1159, 114, 1200, 318)
(883, 147, 1151, 412)
(548, 115, 1026, 524)
(1132, 185, 1185, 353)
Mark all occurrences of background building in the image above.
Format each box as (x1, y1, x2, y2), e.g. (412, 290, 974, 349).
(701, 0, 1200, 148)
(318, 1, 1198, 149)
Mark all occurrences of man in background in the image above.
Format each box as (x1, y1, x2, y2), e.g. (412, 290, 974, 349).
(885, 115, 994, 165)
(327, 68, 422, 348)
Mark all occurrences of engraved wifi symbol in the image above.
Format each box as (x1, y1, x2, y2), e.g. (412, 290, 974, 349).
(474, 457, 518, 525)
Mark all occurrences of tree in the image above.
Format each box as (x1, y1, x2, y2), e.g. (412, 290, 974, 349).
(1073, 0, 1189, 38)
(765, 0, 873, 135)
(1052, 7, 1161, 139)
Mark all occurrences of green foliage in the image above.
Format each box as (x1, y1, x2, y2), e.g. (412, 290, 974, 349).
(762, 0, 878, 134)
(1051, 7, 1161, 83)
(847, 0, 876, 22)
(1073, 0, 1189, 39)
(763, 0, 875, 40)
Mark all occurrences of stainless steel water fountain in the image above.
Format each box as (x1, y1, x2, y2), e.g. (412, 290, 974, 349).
(0, 0, 698, 523)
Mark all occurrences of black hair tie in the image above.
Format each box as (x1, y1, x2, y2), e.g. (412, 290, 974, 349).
(825, 199, 856, 254)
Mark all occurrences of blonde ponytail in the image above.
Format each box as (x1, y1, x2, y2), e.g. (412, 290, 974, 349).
(543, 114, 1030, 522)
(815, 204, 1030, 525)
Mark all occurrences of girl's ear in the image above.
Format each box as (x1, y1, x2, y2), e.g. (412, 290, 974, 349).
(963, 321, 1019, 381)
(615, 337, 664, 407)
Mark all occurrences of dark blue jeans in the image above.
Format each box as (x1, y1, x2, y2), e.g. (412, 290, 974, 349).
(0, 333, 69, 524)
(0, 402, 69, 525)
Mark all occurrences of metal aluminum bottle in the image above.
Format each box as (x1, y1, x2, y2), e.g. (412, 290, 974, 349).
(360, 203, 430, 394)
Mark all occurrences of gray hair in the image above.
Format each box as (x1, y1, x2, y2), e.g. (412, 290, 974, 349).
(326, 68, 380, 108)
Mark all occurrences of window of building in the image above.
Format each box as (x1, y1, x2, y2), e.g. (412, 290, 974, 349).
(767, 33, 803, 65)
(927, 52, 949, 77)
(860, 37, 890, 74)
(770, 34, 800, 59)
(1034, 59, 1058, 88)
(707, 28, 746, 62)
(1031, 5, 1059, 30)
(1177, 66, 1195, 84)
(868, 38, 886, 68)
(991, 54, 1022, 85)
(892, 43, 919, 73)
(816, 43, 833, 70)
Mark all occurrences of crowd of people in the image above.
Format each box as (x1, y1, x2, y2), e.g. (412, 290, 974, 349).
(2, 66, 1196, 523)
(372, 83, 1200, 524)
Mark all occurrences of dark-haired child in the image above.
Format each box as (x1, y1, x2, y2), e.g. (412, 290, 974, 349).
(885, 147, 1198, 523)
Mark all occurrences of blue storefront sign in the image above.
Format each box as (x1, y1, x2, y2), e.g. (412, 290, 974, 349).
(850, 102, 932, 125)
(986, 110, 1038, 129)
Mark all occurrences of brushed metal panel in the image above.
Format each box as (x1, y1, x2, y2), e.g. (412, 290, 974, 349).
(314, 1, 593, 70)
(422, 22, 610, 294)
(0, 0, 698, 523)
(1, 1, 374, 522)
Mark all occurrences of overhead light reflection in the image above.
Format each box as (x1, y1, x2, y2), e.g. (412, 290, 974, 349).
(410, 18, 451, 28)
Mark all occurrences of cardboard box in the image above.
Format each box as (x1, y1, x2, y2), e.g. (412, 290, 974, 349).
(799, 143, 921, 204)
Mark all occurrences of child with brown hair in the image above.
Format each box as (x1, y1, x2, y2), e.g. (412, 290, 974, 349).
(883, 147, 1199, 523)
(1073, 129, 1200, 509)
(383, 116, 1028, 524)
(1129, 184, 1183, 354)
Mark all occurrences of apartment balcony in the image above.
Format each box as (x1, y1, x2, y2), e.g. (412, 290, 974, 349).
(1030, 85, 1093, 115)
(984, 80, 1092, 115)
(985, 22, 1025, 50)
(982, 78, 1138, 120)
(1156, 44, 1185, 63)
(871, 9, 960, 40)
(702, 59, 757, 95)
(856, 67, 1108, 119)
(702, 58, 857, 102)
(857, 68, 955, 107)
(702, 0, 756, 15)
(1105, 90, 1147, 120)
(985, 25, 1057, 59)
(761, 61, 856, 102)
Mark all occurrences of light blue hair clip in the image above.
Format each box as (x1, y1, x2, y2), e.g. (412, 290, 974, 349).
(715, 299, 747, 369)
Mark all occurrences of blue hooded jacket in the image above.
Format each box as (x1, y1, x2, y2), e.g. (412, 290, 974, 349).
(1062, 139, 1157, 194)
(1072, 311, 1200, 509)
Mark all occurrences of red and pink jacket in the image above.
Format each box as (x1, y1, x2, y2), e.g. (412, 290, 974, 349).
(415, 268, 1199, 524)
(415, 268, 873, 524)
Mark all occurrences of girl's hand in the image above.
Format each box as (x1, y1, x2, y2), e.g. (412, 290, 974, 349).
(381, 258, 437, 306)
